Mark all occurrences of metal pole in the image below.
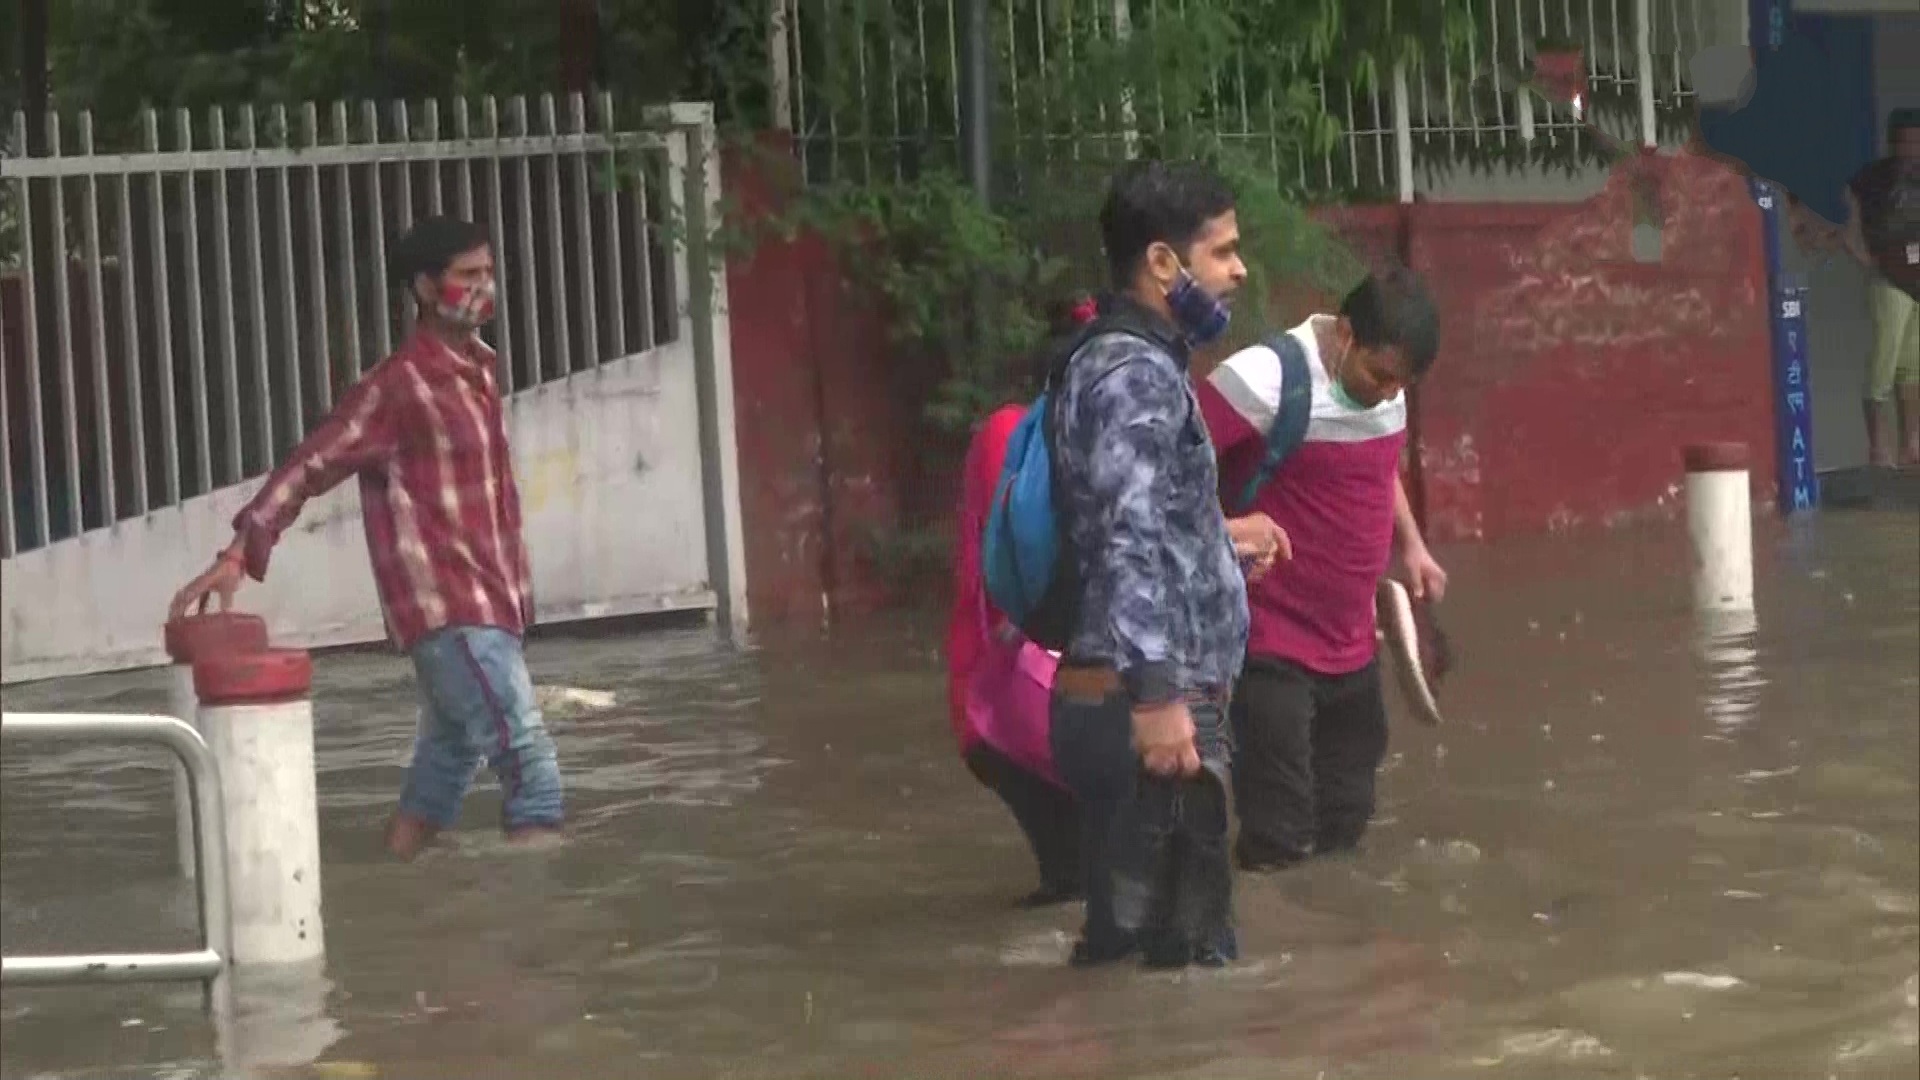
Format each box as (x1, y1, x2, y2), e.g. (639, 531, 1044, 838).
(1637, 0, 1658, 148)
(960, 0, 992, 205)
(19, 0, 49, 152)
(645, 104, 752, 642)
(1392, 61, 1415, 204)
(1113, 0, 1139, 159)
(770, 0, 794, 132)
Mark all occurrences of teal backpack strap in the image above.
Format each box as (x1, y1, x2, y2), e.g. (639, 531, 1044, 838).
(1233, 332, 1313, 513)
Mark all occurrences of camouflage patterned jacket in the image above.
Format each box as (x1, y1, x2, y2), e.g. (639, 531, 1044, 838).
(1053, 300, 1249, 706)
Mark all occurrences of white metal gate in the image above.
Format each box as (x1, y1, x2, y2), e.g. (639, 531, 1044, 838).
(771, 0, 1728, 197)
(0, 98, 746, 683)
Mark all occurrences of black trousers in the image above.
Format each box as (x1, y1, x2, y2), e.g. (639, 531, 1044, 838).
(964, 743, 1081, 895)
(1231, 655, 1390, 869)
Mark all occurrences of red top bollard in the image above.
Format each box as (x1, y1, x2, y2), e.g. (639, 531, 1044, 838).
(163, 612, 270, 666)
(1683, 442, 1750, 473)
(193, 649, 314, 708)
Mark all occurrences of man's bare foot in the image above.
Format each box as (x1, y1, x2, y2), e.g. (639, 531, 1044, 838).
(505, 824, 565, 849)
(385, 812, 441, 861)
(1869, 448, 1897, 469)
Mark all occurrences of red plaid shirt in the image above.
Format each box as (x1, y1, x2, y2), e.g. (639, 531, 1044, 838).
(233, 330, 533, 649)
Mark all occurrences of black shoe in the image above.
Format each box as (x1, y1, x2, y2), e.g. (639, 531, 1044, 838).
(1135, 763, 1237, 971)
(1171, 764, 1233, 947)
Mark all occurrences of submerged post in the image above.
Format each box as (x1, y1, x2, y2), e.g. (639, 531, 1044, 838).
(1684, 442, 1754, 612)
(162, 612, 269, 879)
(192, 647, 325, 965)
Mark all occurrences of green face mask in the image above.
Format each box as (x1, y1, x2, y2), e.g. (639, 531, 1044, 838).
(1328, 375, 1364, 411)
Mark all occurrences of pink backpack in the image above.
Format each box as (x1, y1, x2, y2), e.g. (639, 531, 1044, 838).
(963, 606, 1064, 788)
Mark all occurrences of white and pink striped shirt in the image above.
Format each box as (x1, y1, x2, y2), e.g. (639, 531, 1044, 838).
(1197, 317, 1407, 675)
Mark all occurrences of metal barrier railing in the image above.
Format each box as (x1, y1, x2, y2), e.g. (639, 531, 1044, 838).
(0, 712, 233, 1019)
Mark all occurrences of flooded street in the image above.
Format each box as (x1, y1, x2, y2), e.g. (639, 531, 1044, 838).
(2, 513, 1916, 1080)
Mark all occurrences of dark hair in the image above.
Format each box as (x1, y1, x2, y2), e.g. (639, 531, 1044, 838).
(1340, 267, 1441, 378)
(389, 217, 490, 293)
(1892, 108, 1920, 142)
(1097, 159, 1237, 288)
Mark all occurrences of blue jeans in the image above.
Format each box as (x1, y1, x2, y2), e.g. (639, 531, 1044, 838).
(399, 626, 564, 831)
(1051, 685, 1235, 966)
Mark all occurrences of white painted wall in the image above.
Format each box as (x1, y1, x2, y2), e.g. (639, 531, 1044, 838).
(0, 340, 717, 685)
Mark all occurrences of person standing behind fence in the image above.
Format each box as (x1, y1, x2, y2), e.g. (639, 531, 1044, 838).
(166, 216, 564, 860)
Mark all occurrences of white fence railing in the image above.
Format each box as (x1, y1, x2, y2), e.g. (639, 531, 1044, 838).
(1, 93, 693, 557)
(771, 0, 1726, 196)
(0, 712, 234, 1021)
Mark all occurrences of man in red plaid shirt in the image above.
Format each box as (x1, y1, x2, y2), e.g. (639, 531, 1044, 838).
(169, 217, 564, 859)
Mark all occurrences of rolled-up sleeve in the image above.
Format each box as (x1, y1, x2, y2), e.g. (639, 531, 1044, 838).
(232, 373, 402, 580)
(1080, 359, 1189, 706)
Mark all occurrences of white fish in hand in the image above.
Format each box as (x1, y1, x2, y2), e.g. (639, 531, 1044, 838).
(1376, 578, 1452, 727)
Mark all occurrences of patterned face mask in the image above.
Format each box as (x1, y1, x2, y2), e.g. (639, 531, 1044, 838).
(436, 279, 498, 329)
(1165, 268, 1231, 346)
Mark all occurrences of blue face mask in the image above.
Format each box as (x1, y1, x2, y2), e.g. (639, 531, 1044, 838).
(1166, 268, 1231, 346)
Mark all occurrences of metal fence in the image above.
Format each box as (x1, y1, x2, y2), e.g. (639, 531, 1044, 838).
(0, 712, 233, 1021)
(772, 0, 1720, 198)
(0, 93, 687, 556)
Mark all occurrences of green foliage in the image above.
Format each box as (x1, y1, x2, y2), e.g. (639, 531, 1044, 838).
(34, 0, 708, 145)
(754, 0, 1384, 434)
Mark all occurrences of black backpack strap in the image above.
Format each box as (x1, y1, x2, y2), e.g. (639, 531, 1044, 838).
(1232, 331, 1315, 513)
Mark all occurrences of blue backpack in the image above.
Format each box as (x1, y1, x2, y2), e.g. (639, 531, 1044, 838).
(1229, 331, 1314, 513)
(981, 308, 1163, 650)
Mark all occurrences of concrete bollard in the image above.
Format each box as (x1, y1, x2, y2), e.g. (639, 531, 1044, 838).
(1684, 442, 1754, 613)
(192, 647, 325, 966)
(161, 613, 269, 879)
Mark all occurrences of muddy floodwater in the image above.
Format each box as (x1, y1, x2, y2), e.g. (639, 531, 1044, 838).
(2, 514, 1916, 1080)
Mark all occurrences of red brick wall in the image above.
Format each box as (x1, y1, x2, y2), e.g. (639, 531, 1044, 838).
(724, 146, 1777, 621)
(723, 137, 920, 624)
(1406, 153, 1773, 542)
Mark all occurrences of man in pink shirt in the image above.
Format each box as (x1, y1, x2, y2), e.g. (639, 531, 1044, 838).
(1194, 268, 1448, 871)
